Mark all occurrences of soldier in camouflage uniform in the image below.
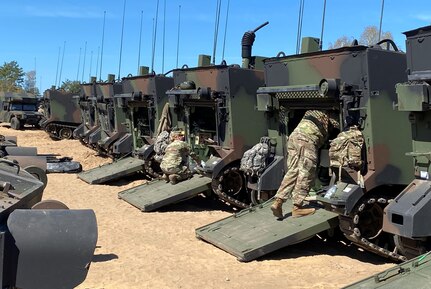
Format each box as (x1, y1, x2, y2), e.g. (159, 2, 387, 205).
(160, 131, 199, 184)
(271, 110, 339, 218)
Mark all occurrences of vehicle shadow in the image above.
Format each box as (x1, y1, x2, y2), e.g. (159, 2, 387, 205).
(260, 235, 392, 265)
(158, 195, 238, 213)
(92, 253, 119, 263)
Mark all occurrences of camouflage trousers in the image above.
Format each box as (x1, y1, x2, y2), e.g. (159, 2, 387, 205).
(275, 132, 318, 206)
(161, 165, 193, 182)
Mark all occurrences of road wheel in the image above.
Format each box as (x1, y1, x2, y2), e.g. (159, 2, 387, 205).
(59, 127, 73, 139)
(10, 117, 22, 130)
(24, 165, 48, 189)
(32, 199, 69, 209)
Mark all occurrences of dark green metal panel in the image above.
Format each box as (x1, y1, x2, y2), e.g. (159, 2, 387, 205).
(118, 175, 212, 211)
(77, 157, 146, 184)
(343, 253, 431, 289)
(195, 200, 338, 262)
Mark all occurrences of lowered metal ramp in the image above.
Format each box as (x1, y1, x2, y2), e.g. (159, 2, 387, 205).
(343, 252, 431, 289)
(118, 175, 212, 211)
(195, 200, 339, 262)
(78, 156, 146, 184)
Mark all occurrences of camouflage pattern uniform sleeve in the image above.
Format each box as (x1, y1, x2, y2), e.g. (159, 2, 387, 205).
(328, 111, 340, 130)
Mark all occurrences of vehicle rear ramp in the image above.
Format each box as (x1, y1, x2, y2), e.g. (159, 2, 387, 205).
(78, 156, 146, 184)
(342, 252, 431, 289)
(195, 200, 339, 262)
(118, 175, 212, 212)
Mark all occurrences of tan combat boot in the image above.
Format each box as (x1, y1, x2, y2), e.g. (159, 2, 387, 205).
(169, 174, 180, 185)
(292, 205, 315, 218)
(162, 174, 169, 183)
(270, 198, 284, 219)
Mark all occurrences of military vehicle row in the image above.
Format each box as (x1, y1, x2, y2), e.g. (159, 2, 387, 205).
(76, 23, 274, 212)
(42, 18, 431, 283)
(197, 24, 431, 272)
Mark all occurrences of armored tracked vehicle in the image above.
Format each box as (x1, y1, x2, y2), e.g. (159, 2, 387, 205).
(118, 23, 270, 212)
(78, 71, 174, 184)
(0, 158, 97, 288)
(0, 92, 43, 130)
(196, 38, 416, 262)
(379, 25, 431, 261)
(92, 75, 124, 155)
(73, 81, 98, 144)
(39, 88, 82, 139)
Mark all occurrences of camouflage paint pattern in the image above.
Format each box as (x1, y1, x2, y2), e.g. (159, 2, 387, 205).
(92, 81, 125, 154)
(118, 74, 174, 151)
(256, 44, 413, 193)
(382, 25, 431, 255)
(73, 82, 98, 143)
(0, 92, 43, 128)
(40, 89, 82, 139)
(169, 64, 267, 178)
(41, 89, 81, 124)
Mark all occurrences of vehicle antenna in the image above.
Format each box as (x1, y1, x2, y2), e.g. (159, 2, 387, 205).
(151, 0, 160, 73)
(55, 46, 61, 88)
(58, 41, 66, 87)
(82, 41, 87, 82)
(296, 0, 305, 54)
(211, 0, 222, 65)
(95, 46, 100, 81)
(221, 0, 230, 61)
(89, 50, 93, 80)
(76, 47, 82, 81)
(319, 0, 327, 50)
(162, 0, 166, 73)
(176, 5, 181, 68)
(118, 0, 127, 81)
(137, 10, 144, 75)
(100, 11, 106, 81)
(378, 0, 385, 42)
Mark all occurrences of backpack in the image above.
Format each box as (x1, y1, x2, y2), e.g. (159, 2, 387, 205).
(153, 130, 170, 163)
(240, 137, 272, 176)
(329, 125, 364, 170)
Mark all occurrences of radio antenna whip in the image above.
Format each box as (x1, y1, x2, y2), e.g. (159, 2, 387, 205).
(55, 46, 61, 88)
(137, 10, 143, 75)
(378, 0, 385, 42)
(221, 0, 230, 61)
(319, 0, 327, 50)
(76, 47, 82, 81)
(176, 5, 181, 68)
(58, 41, 66, 87)
(118, 0, 127, 81)
(99, 11, 106, 81)
(211, 0, 222, 65)
(151, 0, 160, 73)
(81, 41, 87, 82)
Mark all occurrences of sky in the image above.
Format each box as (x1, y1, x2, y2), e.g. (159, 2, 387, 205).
(1, 0, 431, 93)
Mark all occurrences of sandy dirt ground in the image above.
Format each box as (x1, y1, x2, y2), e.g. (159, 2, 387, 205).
(1, 126, 396, 289)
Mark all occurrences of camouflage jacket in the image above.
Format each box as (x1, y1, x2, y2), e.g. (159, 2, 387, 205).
(160, 140, 191, 170)
(294, 110, 339, 147)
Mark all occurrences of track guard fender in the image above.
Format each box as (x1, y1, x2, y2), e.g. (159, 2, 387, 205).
(7, 209, 98, 289)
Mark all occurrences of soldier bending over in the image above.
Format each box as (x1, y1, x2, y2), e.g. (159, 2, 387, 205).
(271, 110, 339, 218)
(160, 131, 200, 185)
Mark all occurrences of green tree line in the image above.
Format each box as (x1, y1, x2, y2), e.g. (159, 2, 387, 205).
(0, 61, 81, 95)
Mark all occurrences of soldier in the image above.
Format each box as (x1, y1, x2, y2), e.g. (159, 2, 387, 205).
(160, 131, 200, 184)
(271, 110, 339, 219)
